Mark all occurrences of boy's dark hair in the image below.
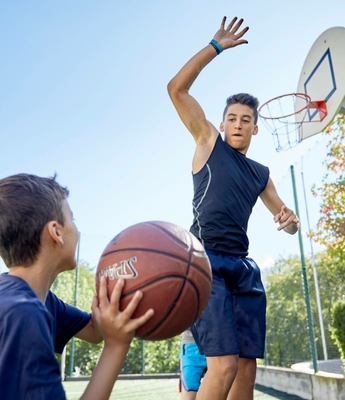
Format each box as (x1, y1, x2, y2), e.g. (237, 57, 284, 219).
(0, 173, 69, 268)
(223, 93, 259, 124)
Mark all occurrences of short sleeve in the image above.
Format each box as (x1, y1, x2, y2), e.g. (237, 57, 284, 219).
(45, 291, 91, 354)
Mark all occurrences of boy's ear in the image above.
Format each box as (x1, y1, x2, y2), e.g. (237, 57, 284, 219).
(253, 125, 259, 136)
(219, 121, 224, 132)
(47, 221, 64, 245)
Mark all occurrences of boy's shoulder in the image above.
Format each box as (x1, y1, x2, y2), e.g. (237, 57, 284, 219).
(0, 273, 48, 318)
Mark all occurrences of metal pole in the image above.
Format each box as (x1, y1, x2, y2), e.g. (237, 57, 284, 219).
(61, 347, 66, 381)
(301, 171, 328, 360)
(141, 340, 145, 375)
(68, 232, 81, 376)
(290, 165, 318, 372)
(264, 346, 268, 366)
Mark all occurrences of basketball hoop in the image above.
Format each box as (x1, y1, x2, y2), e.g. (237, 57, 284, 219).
(258, 93, 327, 152)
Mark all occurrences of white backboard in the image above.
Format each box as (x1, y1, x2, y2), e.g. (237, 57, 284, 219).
(296, 27, 345, 140)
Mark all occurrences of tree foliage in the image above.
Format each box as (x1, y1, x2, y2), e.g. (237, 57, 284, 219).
(52, 262, 103, 375)
(121, 337, 180, 374)
(264, 252, 345, 367)
(331, 301, 345, 359)
(310, 114, 345, 258)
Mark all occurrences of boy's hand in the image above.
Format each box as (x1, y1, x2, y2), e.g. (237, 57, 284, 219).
(274, 205, 300, 234)
(213, 16, 249, 50)
(92, 276, 154, 348)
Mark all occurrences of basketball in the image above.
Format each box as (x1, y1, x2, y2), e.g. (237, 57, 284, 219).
(95, 221, 212, 341)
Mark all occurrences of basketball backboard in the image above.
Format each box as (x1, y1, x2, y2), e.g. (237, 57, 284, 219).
(296, 27, 345, 140)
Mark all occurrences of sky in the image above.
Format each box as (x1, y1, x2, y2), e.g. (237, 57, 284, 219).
(1, 0, 344, 274)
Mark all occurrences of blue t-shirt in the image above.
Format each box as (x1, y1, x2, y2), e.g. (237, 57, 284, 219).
(0, 273, 91, 400)
(190, 135, 269, 257)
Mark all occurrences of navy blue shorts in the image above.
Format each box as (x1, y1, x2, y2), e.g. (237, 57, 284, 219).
(179, 343, 207, 392)
(191, 251, 266, 358)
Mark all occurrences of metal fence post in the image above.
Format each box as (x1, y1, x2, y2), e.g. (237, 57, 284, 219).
(290, 165, 318, 372)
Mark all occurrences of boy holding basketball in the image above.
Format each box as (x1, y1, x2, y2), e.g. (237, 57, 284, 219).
(0, 173, 154, 400)
(167, 15, 299, 400)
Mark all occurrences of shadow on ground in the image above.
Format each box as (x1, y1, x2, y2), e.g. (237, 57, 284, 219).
(255, 384, 304, 400)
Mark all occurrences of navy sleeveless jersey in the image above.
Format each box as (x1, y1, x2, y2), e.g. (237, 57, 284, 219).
(190, 135, 269, 257)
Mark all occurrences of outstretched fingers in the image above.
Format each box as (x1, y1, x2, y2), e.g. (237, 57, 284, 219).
(230, 18, 249, 42)
(218, 16, 249, 47)
(225, 16, 238, 31)
(235, 25, 249, 40)
(220, 16, 227, 30)
(108, 278, 154, 329)
(98, 276, 154, 344)
(120, 290, 155, 331)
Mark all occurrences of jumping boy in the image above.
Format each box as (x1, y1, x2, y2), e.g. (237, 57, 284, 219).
(167, 15, 299, 400)
(0, 173, 154, 400)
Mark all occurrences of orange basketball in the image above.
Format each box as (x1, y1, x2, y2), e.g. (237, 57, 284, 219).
(95, 221, 212, 341)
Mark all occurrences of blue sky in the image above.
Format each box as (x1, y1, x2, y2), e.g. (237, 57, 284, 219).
(1, 0, 344, 273)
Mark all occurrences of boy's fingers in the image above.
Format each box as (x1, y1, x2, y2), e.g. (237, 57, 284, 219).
(98, 276, 108, 304)
(235, 27, 249, 40)
(274, 213, 281, 223)
(120, 290, 145, 319)
(107, 279, 124, 311)
(220, 16, 227, 30)
(226, 16, 237, 31)
(232, 18, 244, 33)
(277, 214, 297, 230)
(91, 295, 99, 310)
(127, 309, 155, 332)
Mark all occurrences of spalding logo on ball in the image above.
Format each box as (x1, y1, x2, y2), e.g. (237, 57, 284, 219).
(96, 221, 212, 341)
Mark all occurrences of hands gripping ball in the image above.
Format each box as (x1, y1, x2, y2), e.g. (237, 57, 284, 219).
(95, 221, 212, 341)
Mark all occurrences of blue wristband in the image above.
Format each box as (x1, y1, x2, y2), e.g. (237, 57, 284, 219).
(209, 39, 223, 55)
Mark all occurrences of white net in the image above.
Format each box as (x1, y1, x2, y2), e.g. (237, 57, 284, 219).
(258, 93, 311, 152)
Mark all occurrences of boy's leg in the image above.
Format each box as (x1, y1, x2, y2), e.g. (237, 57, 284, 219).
(179, 343, 207, 398)
(181, 387, 197, 400)
(197, 354, 239, 400)
(191, 254, 265, 400)
(227, 358, 256, 400)
(191, 253, 241, 400)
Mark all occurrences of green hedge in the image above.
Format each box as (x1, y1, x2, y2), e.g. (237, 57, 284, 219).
(332, 300, 345, 359)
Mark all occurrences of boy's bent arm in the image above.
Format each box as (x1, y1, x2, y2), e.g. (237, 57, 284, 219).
(260, 178, 299, 235)
(75, 317, 103, 344)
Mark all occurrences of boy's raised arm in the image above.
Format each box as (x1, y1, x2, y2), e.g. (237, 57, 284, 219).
(167, 16, 249, 145)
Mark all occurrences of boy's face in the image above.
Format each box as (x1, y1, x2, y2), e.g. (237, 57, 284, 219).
(220, 103, 258, 154)
(59, 200, 79, 271)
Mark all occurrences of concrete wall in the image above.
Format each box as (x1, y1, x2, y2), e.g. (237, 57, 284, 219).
(256, 365, 345, 400)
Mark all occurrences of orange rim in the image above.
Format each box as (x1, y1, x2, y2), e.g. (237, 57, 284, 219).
(258, 93, 312, 120)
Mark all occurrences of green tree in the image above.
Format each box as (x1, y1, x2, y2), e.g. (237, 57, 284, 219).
(120, 337, 180, 374)
(331, 301, 345, 359)
(144, 338, 180, 374)
(264, 252, 345, 367)
(310, 114, 345, 258)
(265, 256, 311, 367)
(52, 262, 103, 375)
